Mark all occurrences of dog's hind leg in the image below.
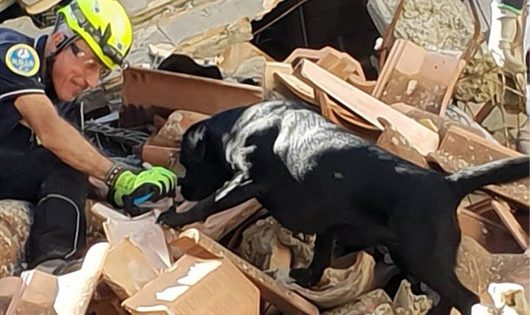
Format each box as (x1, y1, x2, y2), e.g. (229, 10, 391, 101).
(290, 232, 334, 287)
(390, 219, 478, 315)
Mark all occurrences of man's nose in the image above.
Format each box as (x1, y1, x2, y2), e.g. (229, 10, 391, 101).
(85, 69, 100, 88)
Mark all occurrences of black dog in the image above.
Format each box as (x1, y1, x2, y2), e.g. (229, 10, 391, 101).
(158, 100, 530, 315)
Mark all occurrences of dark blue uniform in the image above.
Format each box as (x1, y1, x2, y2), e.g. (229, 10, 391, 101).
(0, 28, 87, 268)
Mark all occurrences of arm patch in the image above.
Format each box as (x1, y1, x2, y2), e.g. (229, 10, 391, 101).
(5, 43, 40, 77)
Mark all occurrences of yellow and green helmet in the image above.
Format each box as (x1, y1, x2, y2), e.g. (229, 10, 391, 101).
(57, 0, 133, 69)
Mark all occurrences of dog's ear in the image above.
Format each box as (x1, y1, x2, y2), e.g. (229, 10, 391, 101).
(186, 123, 208, 161)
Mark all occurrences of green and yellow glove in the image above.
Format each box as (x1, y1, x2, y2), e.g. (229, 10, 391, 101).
(106, 165, 177, 214)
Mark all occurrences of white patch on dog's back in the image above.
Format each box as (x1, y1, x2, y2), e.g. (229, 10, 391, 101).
(274, 109, 364, 180)
(223, 101, 366, 180)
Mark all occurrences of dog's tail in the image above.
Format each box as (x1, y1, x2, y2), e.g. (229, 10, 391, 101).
(445, 156, 529, 198)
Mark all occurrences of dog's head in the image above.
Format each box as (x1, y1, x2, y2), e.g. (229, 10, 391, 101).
(179, 121, 232, 201)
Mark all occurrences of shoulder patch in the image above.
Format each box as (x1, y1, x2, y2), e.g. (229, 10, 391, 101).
(5, 43, 40, 77)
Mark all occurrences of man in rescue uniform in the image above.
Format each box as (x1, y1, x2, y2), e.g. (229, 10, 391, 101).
(0, 0, 176, 272)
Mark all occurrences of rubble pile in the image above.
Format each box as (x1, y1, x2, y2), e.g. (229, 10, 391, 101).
(0, 0, 528, 314)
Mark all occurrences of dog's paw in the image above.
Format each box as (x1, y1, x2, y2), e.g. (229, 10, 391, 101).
(289, 268, 319, 288)
(156, 210, 186, 228)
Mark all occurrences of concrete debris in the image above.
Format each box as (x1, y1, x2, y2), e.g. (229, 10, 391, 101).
(124, 0, 285, 67)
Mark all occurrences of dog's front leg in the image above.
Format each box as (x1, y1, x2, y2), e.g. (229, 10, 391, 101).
(289, 232, 334, 287)
(157, 178, 260, 228)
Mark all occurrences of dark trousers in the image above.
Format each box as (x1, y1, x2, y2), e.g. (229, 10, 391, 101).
(501, 0, 525, 10)
(0, 126, 87, 268)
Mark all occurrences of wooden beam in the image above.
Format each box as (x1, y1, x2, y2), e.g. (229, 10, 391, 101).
(296, 59, 439, 156)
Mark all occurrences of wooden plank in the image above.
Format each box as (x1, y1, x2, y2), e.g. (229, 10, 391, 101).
(170, 228, 319, 315)
(431, 125, 529, 208)
(375, 120, 429, 168)
(346, 75, 376, 94)
(297, 59, 439, 156)
(121, 67, 263, 127)
(263, 62, 293, 94)
(274, 72, 316, 105)
(491, 200, 529, 249)
(315, 88, 378, 132)
(285, 47, 365, 80)
(373, 39, 464, 116)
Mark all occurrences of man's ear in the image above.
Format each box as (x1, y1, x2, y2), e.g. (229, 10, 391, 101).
(187, 123, 208, 161)
(50, 32, 67, 49)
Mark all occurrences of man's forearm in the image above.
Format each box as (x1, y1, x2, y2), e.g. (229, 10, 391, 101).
(40, 118, 113, 180)
(15, 94, 114, 180)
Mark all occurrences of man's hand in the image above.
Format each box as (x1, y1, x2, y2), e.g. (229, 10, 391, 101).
(108, 166, 177, 214)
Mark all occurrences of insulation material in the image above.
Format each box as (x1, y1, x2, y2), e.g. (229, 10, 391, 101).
(238, 216, 314, 271)
(285, 252, 376, 309)
(127, 0, 286, 66)
(0, 201, 32, 278)
(238, 217, 373, 309)
(322, 280, 432, 315)
(367, 0, 503, 105)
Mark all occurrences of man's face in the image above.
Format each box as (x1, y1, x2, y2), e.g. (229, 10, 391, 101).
(52, 39, 107, 101)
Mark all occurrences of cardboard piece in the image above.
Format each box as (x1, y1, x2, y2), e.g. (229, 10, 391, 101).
(0, 277, 22, 314)
(120, 67, 263, 127)
(429, 125, 529, 208)
(93, 203, 171, 271)
(373, 39, 464, 116)
(103, 238, 160, 300)
(6, 270, 58, 315)
(122, 254, 260, 315)
(54, 242, 110, 315)
(171, 228, 319, 315)
(297, 59, 439, 155)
